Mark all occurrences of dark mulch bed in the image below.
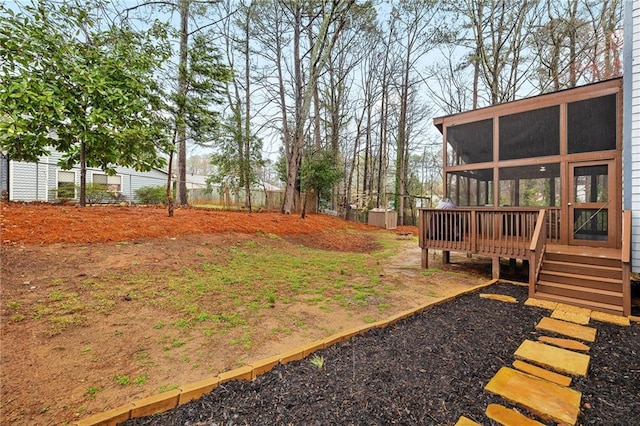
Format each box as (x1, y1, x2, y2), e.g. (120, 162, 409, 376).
(125, 283, 639, 426)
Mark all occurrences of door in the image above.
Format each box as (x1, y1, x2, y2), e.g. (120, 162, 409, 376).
(568, 160, 616, 247)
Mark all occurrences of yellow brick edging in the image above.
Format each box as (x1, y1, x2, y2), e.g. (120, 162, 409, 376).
(73, 278, 500, 426)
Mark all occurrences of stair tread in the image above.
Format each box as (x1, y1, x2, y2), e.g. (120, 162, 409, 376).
(538, 270, 621, 284)
(536, 281, 622, 297)
(534, 292, 623, 312)
(546, 244, 622, 259)
(543, 259, 621, 272)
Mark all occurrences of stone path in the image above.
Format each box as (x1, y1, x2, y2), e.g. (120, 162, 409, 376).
(455, 297, 630, 425)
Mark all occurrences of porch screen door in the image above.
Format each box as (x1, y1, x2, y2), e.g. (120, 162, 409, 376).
(568, 160, 616, 247)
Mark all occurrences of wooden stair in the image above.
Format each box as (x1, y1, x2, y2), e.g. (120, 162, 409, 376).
(534, 245, 624, 315)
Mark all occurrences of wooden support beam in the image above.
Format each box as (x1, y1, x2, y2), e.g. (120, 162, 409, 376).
(492, 256, 500, 280)
(421, 248, 428, 269)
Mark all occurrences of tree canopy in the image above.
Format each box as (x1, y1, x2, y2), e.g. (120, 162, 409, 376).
(0, 0, 171, 205)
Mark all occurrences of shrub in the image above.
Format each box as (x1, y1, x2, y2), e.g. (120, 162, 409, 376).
(85, 183, 112, 204)
(135, 186, 167, 205)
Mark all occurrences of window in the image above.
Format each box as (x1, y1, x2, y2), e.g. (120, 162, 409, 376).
(573, 165, 608, 203)
(57, 170, 76, 199)
(567, 94, 617, 154)
(499, 106, 560, 161)
(93, 173, 122, 193)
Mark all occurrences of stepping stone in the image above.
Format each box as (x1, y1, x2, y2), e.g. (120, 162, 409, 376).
(512, 360, 572, 387)
(485, 367, 581, 425)
(514, 340, 590, 377)
(454, 416, 481, 426)
(485, 403, 545, 426)
(535, 317, 597, 342)
(555, 303, 592, 315)
(538, 336, 590, 352)
(551, 309, 590, 325)
(480, 293, 517, 303)
(524, 298, 557, 310)
(590, 311, 630, 326)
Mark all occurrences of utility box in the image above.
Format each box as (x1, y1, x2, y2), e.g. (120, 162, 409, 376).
(368, 208, 397, 229)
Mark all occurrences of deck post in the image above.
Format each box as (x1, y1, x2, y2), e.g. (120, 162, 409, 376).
(492, 256, 500, 280)
(421, 248, 428, 269)
(443, 250, 450, 264)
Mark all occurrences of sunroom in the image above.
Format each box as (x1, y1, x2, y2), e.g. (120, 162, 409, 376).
(419, 78, 631, 315)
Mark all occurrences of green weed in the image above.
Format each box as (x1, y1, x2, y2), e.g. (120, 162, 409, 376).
(114, 375, 130, 386)
(159, 384, 179, 393)
(86, 386, 101, 399)
(309, 355, 325, 369)
(6, 300, 21, 310)
(134, 375, 149, 385)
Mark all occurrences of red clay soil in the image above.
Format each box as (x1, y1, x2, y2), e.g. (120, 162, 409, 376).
(0, 203, 386, 249)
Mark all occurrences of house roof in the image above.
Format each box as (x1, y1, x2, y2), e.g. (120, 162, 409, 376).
(433, 77, 623, 133)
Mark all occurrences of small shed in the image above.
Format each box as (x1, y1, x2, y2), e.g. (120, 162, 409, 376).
(368, 208, 397, 229)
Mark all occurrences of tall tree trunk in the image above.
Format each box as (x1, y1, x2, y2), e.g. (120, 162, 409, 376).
(79, 140, 86, 207)
(176, 0, 189, 206)
(283, 5, 304, 215)
(362, 103, 371, 204)
(243, 5, 252, 210)
(166, 148, 174, 217)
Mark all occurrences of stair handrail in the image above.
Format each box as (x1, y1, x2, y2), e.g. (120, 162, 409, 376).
(622, 210, 631, 263)
(529, 209, 547, 291)
(621, 210, 631, 316)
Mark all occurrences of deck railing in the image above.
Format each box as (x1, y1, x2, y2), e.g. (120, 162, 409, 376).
(418, 208, 543, 259)
(545, 208, 561, 243)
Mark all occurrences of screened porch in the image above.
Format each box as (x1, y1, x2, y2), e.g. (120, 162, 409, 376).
(420, 79, 628, 312)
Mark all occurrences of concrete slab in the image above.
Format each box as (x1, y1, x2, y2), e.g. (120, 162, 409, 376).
(555, 303, 592, 316)
(551, 309, 590, 325)
(524, 298, 557, 310)
(590, 311, 630, 326)
(454, 416, 481, 426)
(535, 317, 597, 342)
(512, 360, 572, 387)
(538, 336, 590, 352)
(485, 403, 545, 426)
(514, 340, 590, 377)
(480, 293, 517, 303)
(485, 367, 581, 425)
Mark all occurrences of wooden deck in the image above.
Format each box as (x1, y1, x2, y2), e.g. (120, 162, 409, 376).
(418, 208, 631, 316)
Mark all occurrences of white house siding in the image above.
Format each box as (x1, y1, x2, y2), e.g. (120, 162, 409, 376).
(624, 0, 640, 272)
(6, 150, 167, 204)
(9, 158, 51, 201)
(119, 167, 167, 201)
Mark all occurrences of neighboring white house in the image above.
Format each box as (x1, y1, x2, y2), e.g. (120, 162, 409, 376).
(624, 0, 640, 273)
(0, 150, 168, 203)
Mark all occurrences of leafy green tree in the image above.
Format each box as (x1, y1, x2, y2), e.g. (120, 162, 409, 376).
(0, 0, 171, 206)
(300, 149, 343, 214)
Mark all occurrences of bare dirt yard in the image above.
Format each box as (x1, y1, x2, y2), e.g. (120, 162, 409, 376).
(0, 203, 492, 426)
